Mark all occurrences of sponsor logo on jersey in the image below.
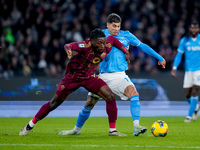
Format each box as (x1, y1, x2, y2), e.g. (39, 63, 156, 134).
(187, 46, 200, 51)
(79, 44, 84, 47)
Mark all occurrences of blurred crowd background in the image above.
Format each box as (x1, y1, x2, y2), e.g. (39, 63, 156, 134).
(0, 0, 200, 79)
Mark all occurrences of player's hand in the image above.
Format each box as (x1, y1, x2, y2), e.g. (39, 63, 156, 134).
(171, 69, 176, 77)
(125, 51, 130, 63)
(158, 59, 166, 69)
(66, 49, 72, 59)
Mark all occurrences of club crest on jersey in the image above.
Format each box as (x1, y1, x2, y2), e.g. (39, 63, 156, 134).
(61, 85, 65, 90)
(79, 44, 85, 47)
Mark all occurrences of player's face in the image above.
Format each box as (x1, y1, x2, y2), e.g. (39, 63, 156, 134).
(107, 22, 121, 36)
(189, 24, 199, 37)
(91, 37, 106, 54)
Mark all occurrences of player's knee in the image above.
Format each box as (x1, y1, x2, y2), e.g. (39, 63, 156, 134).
(106, 92, 115, 101)
(85, 95, 99, 108)
(191, 86, 200, 96)
(50, 96, 64, 110)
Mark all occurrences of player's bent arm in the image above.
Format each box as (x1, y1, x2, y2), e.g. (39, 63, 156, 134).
(107, 36, 127, 52)
(138, 42, 164, 62)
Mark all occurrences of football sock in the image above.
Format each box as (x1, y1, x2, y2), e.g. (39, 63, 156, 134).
(186, 97, 191, 104)
(29, 119, 36, 128)
(133, 120, 139, 127)
(35, 101, 51, 121)
(188, 96, 198, 117)
(130, 95, 140, 122)
(32, 116, 38, 124)
(109, 122, 116, 132)
(76, 106, 91, 127)
(73, 126, 81, 132)
(106, 99, 117, 130)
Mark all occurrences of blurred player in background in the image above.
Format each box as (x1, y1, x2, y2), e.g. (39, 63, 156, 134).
(60, 13, 166, 136)
(171, 21, 200, 123)
(19, 28, 129, 135)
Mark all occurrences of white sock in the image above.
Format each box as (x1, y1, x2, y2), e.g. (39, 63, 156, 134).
(73, 126, 81, 132)
(110, 128, 116, 132)
(29, 120, 36, 128)
(195, 104, 199, 111)
(133, 120, 139, 127)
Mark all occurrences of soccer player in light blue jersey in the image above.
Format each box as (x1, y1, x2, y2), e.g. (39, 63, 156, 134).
(60, 13, 166, 136)
(171, 21, 200, 123)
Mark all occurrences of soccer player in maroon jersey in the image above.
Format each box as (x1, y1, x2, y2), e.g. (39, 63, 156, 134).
(19, 28, 129, 135)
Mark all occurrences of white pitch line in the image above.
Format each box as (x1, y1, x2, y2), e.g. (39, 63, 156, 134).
(0, 144, 200, 149)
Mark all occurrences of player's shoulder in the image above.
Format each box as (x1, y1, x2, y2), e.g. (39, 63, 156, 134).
(180, 36, 187, 43)
(119, 30, 132, 35)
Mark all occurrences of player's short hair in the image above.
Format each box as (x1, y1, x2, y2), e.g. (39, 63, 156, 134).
(190, 21, 199, 27)
(90, 28, 106, 40)
(107, 13, 122, 23)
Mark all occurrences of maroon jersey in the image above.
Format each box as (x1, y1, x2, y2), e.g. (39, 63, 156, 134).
(64, 36, 124, 79)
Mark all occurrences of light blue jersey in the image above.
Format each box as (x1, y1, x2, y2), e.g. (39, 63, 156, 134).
(100, 29, 163, 73)
(100, 29, 140, 73)
(174, 33, 200, 71)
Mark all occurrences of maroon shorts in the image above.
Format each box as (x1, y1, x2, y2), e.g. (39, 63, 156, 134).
(56, 74, 107, 99)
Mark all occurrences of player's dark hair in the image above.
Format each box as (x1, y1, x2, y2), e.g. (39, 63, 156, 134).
(185, 20, 199, 40)
(90, 28, 106, 40)
(107, 13, 122, 23)
(189, 21, 199, 27)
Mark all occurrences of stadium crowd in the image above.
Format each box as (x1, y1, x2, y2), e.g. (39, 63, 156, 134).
(0, 0, 200, 78)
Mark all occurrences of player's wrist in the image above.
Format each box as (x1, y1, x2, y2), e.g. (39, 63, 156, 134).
(122, 47, 127, 53)
(172, 66, 177, 70)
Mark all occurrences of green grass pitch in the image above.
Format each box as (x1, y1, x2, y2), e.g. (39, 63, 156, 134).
(0, 117, 200, 150)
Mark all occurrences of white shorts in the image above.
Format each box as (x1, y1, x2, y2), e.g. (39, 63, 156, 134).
(183, 71, 200, 88)
(89, 72, 136, 100)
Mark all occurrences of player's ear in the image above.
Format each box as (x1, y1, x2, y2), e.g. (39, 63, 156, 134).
(107, 23, 109, 28)
(90, 39, 95, 46)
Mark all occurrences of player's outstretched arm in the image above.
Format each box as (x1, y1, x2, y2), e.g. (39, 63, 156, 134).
(138, 43, 164, 62)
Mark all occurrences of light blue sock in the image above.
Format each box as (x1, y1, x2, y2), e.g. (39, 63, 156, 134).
(130, 95, 140, 121)
(188, 96, 198, 117)
(76, 106, 91, 127)
(186, 97, 191, 104)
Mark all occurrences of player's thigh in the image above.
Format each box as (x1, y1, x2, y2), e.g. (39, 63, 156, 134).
(183, 72, 193, 88)
(56, 76, 81, 99)
(103, 74, 134, 100)
(192, 70, 200, 86)
(83, 76, 108, 96)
